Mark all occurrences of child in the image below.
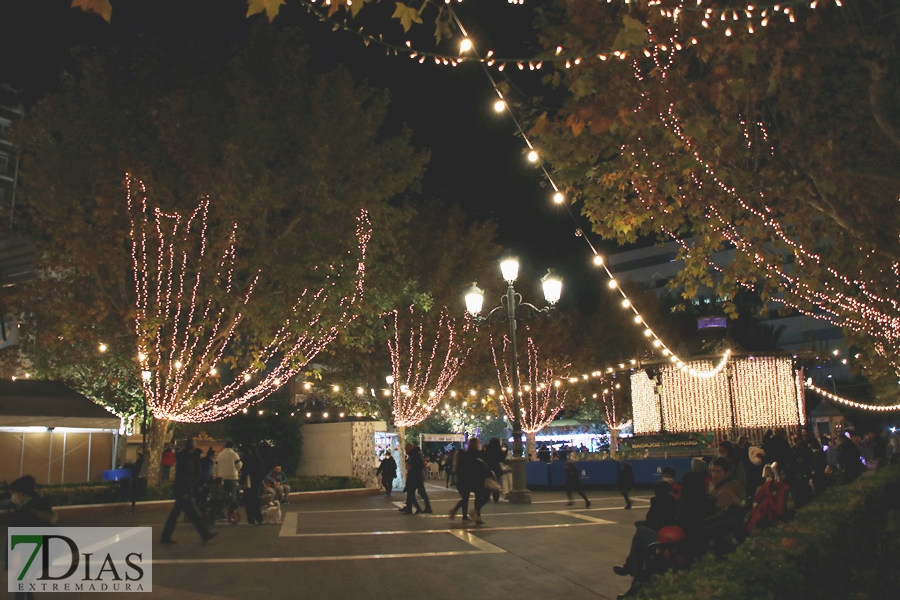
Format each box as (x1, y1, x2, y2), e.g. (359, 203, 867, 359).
(564, 460, 591, 508)
(616, 462, 635, 509)
(661, 466, 681, 501)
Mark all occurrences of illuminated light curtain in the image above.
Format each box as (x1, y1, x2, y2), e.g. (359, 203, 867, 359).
(629, 371, 661, 435)
(660, 360, 731, 433)
(731, 357, 800, 428)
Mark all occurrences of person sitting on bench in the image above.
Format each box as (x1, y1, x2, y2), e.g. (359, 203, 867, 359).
(264, 466, 291, 503)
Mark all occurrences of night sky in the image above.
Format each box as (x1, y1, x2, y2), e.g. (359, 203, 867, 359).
(0, 0, 624, 312)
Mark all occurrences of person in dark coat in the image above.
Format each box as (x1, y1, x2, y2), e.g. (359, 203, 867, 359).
(640, 481, 678, 531)
(160, 438, 217, 544)
(763, 428, 796, 478)
(241, 444, 265, 525)
(196, 448, 216, 514)
(399, 443, 432, 514)
(5, 475, 57, 598)
(449, 438, 490, 523)
(564, 460, 590, 508)
(483, 438, 505, 503)
(376, 453, 398, 495)
(616, 462, 635, 509)
(836, 433, 862, 484)
(130, 451, 146, 514)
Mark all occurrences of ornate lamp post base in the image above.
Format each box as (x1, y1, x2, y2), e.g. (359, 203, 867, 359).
(506, 456, 532, 504)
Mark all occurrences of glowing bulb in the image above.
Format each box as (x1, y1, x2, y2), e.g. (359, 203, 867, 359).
(553, 192, 565, 204)
(323, 412, 329, 418)
(652, 340, 662, 347)
(99, 343, 107, 353)
(138, 352, 146, 361)
(209, 367, 218, 376)
(460, 38, 473, 53)
(644, 329, 652, 336)
(332, 385, 340, 392)
(141, 370, 151, 382)
(622, 299, 630, 308)
(243, 373, 251, 381)
(494, 100, 506, 112)
(608, 279, 617, 289)
(634, 315, 642, 323)
(357, 387, 364, 395)
(304, 382, 312, 390)
(175, 361, 182, 370)
(593, 255, 603, 266)
(527, 150, 539, 162)
(339, 412, 345, 418)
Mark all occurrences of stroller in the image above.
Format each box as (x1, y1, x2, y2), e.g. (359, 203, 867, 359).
(203, 478, 241, 525)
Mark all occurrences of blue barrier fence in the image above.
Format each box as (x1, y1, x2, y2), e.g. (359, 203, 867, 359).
(525, 457, 699, 488)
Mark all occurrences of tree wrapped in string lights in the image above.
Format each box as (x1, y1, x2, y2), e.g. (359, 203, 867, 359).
(493, 336, 569, 461)
(387, 305, 472, 444)
(127, 175, 369, 474)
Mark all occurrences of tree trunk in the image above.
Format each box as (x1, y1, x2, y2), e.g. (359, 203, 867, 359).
(609, 428, 620, 457)
(526, 431, 537, 461)
(139, 417, 170, 483)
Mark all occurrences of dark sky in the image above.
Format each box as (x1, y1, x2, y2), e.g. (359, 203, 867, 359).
(0, 0, 620, 312)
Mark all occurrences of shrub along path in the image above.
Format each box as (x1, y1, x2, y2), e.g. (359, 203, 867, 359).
(636, 467, 900, 600)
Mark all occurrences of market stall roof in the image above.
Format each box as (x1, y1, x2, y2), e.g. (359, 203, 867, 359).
(0, 379, 120, 429)
(809, 400, 844, 418)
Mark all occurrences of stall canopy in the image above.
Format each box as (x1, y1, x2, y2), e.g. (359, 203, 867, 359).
(0, 380, 120, 429)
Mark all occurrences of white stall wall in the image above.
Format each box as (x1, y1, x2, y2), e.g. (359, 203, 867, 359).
(297, 422, 353, 477)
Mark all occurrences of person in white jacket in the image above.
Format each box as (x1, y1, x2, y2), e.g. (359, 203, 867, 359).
(216, 442, 242, 505)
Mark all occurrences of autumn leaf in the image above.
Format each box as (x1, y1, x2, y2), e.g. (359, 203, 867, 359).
(350, 0, 372, 19)
(434, 9, 453, 44)
(246, 0, 285, 22)
(392, 2, 423, 33)
(71, 0, 111, 23)
(613, 15, 648, 50)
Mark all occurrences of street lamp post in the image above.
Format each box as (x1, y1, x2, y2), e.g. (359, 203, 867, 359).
(464, 257, 562, 504)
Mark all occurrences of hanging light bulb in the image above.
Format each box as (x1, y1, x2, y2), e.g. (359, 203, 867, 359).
(593, 255, 603, 266)
(460, 38, 473, 53)
(99, 343, 108, 353)
(553, 191, 565, 204)
(494, 99, 506, 112)
(527, 150, 539, 162)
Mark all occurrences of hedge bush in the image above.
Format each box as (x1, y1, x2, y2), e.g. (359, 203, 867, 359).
(636, 467, 900, 600)
(1, 476, 367, 509)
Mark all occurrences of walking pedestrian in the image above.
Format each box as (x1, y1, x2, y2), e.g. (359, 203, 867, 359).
(444, 448, 457, 489)
(399, 443, 432, 514)
(242, 443, 265, 525)
(617, 462, 635, 509)
(484, 437, 505, 503)
(449, 438, 490, 524)
(159, 438, 218, 544)
(564, 460, 591, 508)
(376, 452, 398, 495)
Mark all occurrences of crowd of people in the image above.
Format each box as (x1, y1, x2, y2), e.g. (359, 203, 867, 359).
(610, 427, 886, 599)
(156, 437, 293, 543)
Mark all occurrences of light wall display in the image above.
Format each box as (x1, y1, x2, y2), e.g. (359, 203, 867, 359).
(631, 356, 803, 435)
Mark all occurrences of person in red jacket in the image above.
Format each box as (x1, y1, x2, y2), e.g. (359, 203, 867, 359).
(160, 445, 176, 482)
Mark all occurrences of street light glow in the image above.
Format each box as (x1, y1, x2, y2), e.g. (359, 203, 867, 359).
(494, 99, 506, 112)
(499, 257, 519, 282)
(541, 270, 563, 305)
(464, 283, 485, 315)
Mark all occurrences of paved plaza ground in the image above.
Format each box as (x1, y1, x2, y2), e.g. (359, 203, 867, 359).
(4, 484, 653, 599)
